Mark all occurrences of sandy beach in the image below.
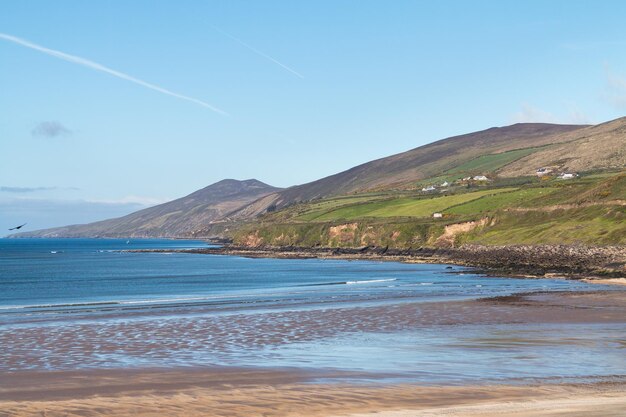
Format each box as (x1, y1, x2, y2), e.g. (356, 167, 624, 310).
(2, 290, 625, 417)
(4, 0, 626, 414)
(584, 277, 626, 286)
(1, 369, 624, 416)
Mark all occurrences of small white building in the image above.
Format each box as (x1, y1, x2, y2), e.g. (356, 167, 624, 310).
(433, 212, 443, 218)
(536, 167, 553, 176)
(473, 175, 490, 181)
(422, 185, 436, 192)
(558, 172, 577, 180)
(441, 181, 449, 187)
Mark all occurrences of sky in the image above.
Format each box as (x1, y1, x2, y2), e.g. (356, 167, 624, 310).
(2, 0, 626, 234)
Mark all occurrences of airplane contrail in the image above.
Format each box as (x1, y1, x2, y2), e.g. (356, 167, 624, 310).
(212, 26, 304, 79)
(0, 33, 228, 115)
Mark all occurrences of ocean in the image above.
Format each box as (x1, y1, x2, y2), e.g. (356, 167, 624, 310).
(1, 238, 624, 383)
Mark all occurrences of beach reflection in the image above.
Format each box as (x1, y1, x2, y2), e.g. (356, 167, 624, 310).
(2, 292, 625, 384)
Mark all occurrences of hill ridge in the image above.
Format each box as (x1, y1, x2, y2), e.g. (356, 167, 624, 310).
(12, 179, 281, 238)
(14, 117, 626, 239)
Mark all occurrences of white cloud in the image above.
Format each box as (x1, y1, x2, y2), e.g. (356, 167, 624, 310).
(564, 107, 592, 124)
(510, 103, 592, 125)
(604, 66, 626, 109)
(0, 185, 80, 193)
(511, 103, 559, 124)
(1, 186, 57, 193)
(86, 195, 169, 206)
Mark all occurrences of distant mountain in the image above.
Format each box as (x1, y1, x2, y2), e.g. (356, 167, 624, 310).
(13, 179, 281, 238)
(15, 117, 626, 239)
(227, 122, 590, 218)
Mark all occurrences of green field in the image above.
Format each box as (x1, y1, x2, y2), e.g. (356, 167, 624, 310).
(238, 171, 626, 248)
(443, 147, 540, 175)
(303, 188, 516, 221)
(446, 187, 557, 215)
(294, 194, 393, 221)
(463, 206, 626, 245)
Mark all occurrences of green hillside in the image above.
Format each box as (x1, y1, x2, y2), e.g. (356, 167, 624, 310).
(300, 188, 515, 221)
(16, 118, 626, 243)
(443, 147, 541, 175)
(234, 172, 626, 248)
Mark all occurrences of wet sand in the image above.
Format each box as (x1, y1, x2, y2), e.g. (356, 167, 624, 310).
(584, 277, 626, 286)
(1, 291, 625, 416)
(3, 291, 625, 372)
(1, 369, 624, 417)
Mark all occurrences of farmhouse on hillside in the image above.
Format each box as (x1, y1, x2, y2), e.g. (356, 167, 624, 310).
(558, 172, 578, 180)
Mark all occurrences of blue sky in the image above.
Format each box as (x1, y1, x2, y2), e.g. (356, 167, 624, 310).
(2, 0, 626, 233)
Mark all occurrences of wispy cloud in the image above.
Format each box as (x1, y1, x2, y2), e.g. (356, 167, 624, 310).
(86, 195, 168, 206)
(213, 26, 304, 79)
(32, 121, 71, 138)
(510, 103, 591, 125)
(604, 65, 626, 109)
(511, 103, 559, 124)
(1, 185, 80, 193)
(0, 32, 227, 115)
(1, 186, 56, 193)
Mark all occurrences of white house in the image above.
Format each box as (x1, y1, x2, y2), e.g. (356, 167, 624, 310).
(473, 175, 489, 181)
(433, 212, 443, 218)
(422, 185, 436, 192)
(441, 181, 449, 187)
(536, 167, 553, 176)
(558, 173, 577, 180)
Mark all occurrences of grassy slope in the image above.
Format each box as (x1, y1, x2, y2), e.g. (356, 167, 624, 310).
(446, 187, 558, 215)
(462, 206, 626, 245)
(307, 188, 515, 221)
(233, 118, 625, 220)
(459, 173, 626, 245)
(264, 123, 586, 210)
(227, 119, 626, 246)
(234, 172, 626, 247)
(444, 147, 541, 175)
(498, 117, 626, 177)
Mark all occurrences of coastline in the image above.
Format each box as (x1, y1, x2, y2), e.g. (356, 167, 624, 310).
(4, 241, 626, 417)
(131, 242, 626, 281)
(2, 276, 625, 416)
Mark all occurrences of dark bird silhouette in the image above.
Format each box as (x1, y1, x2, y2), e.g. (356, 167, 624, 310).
(8, 223, 27, 231)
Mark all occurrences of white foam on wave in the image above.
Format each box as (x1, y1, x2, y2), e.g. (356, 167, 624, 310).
(345, 278, 397, 285)
(0, 301, 120, 310)
(119, 296, 214, 305)
(0, 289, 307, 312)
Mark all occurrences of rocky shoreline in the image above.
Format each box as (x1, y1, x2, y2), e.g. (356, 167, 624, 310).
(133, 243, 626, 279)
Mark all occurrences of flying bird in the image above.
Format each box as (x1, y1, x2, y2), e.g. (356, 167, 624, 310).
(9, 223, 27, 231)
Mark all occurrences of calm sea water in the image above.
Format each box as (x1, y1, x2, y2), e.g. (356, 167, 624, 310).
(1, 238, 623, 383)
